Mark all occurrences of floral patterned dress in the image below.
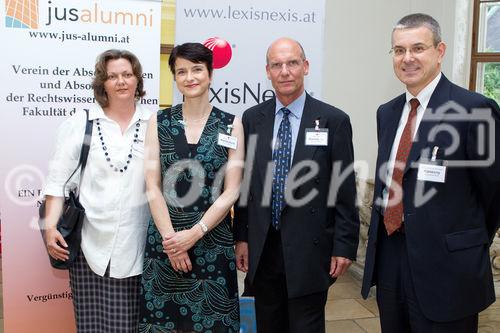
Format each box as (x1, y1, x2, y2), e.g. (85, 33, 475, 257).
(139, 104, 240, 333)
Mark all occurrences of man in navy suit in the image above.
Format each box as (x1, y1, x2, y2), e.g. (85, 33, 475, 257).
(234, 37, 360, 333)
(362, 13, 500, 332)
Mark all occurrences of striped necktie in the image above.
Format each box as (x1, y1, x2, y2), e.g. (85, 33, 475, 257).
(384, 98, 420, 235)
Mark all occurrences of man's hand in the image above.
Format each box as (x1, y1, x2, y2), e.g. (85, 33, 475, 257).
(235, 241, 249, 273)
(329, 256, 352, 278)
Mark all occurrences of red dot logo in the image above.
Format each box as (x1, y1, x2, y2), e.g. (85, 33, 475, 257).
(203, 37, 232, 69)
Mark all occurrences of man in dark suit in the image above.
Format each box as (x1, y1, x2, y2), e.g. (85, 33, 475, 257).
(361, 13, 500, 332)
(233, 37, 360, 333)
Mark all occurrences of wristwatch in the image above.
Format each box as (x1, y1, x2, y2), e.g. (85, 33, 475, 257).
(198, 221, 209, 234)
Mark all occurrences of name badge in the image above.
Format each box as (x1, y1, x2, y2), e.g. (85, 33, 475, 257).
(305, 128, 328, 146)
(218, 133, 238, 149)
(417, 162, 447, 183)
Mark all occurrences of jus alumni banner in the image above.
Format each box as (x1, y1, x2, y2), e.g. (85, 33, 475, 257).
(173, 0, 326, 117)
(0, 0, 161, 332)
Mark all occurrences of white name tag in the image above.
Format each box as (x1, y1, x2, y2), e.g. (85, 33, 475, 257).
(417, 163, 447, 183)
(217, 133, 238, 149)
(305, 129, 328, 146)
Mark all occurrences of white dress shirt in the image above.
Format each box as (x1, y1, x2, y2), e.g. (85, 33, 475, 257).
(383, 73, 442, 209)
(43, 103, 152, 278)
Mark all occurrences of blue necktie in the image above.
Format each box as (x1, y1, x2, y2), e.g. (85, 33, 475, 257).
(272, 108, 292, 229)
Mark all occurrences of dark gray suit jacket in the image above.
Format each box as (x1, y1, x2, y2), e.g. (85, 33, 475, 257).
(234, 93, 360, 298)
(362, 75, 500, 322)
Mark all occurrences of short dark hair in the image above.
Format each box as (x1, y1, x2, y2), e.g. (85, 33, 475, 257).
(393, 13, 442, 46)
(168, 42, 213, 77)
(92, 49, 146, 108)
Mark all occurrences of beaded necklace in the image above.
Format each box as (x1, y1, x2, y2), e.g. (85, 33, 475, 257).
(95, 118, 141, 173)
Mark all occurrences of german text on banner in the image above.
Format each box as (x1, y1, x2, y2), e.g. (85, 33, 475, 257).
(0, 1, 161, 332)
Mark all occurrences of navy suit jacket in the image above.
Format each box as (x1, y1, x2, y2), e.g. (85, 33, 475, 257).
(361, 74, 500, 322)
(234, 93, 360, 298)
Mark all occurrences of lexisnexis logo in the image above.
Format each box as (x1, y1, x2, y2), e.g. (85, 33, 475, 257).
(6, 0, 154, 28)
(5, 0, 39, 29)
(202, 37, 276, 105)
(203, 37, 232, 69)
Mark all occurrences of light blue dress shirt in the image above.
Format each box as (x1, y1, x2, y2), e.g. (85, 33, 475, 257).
(273, 91, 306, 162)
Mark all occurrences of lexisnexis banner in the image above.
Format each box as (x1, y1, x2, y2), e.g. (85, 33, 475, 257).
(173, 0, 326, 117)
(0, 1, 161, 332)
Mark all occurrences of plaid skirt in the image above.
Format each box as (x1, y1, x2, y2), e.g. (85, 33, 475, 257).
(69, 251, 141, 333)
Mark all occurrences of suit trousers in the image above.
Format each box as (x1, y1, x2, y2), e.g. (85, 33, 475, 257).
(253, 225, 328, 333)
(375, 224, 478, 333)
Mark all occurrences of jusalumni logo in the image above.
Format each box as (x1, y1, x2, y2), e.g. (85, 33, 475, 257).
(6, 0, 154, 28)
(5, 0, 39, 29)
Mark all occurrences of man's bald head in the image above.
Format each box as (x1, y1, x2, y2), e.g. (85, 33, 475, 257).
(266, 37, 306, 64)
(265, 37, 309, 106)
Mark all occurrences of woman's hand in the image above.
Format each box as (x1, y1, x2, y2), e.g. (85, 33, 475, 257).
(162, 227, 203, 255)
(45, 227, 70, 261)
(168, 252, 193, 273)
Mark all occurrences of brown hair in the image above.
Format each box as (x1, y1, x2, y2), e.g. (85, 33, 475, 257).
(92, 49, 146, 108)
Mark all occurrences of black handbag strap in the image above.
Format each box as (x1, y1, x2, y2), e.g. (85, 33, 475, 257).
(79, 109, 93, 172)
(63, 109, 93, 196)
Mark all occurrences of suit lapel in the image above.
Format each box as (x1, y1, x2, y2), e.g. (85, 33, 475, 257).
(370, 96, 405, 213)
(291, 94, 321, 168)
(379, 95, 406, 181)
(404, 75, 450, 173)
(255, 100, 276, 183)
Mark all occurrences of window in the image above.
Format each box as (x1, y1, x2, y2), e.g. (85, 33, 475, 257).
(470, 0, 500, 104)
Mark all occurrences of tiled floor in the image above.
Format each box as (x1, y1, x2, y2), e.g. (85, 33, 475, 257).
(325, 271, 381, 332)
(324, 270, 500, 333)
(238, 269, 500, 333)
(0, 266, 498, 332)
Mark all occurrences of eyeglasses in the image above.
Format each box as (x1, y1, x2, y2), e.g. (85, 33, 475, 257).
(268, 59, 304, 72)
(389, 44, 434, 57)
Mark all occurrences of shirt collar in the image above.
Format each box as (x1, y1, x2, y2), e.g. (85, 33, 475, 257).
(88, 102, 152, 122)
(275, 91, 306, 119)
(405, 72, 441, 111)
